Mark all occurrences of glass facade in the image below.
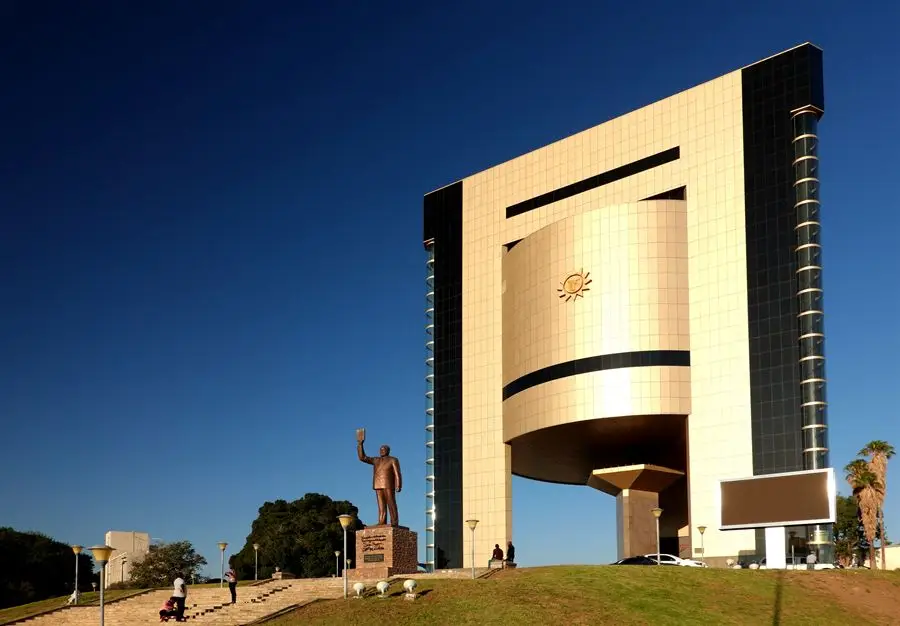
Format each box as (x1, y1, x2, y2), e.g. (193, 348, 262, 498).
(422, 181, 464, 569)
(792, 109, 828, 468)
(741, 43, 824, 478)
(424, 242, 435, 571)
(792, 107, 831, 560)
(741, 43, 831, 561)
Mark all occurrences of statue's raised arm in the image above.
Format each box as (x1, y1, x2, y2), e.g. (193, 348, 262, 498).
(357, 428, 373, 464)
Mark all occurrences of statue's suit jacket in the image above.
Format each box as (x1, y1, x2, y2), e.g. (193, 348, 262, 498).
(358, 444, 402, 491)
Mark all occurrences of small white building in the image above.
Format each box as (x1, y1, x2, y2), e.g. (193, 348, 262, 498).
(104, 530, 150, 587)
(864, 545, 900, 570)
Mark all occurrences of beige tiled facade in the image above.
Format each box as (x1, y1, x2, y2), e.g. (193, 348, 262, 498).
(425, 44, 827, 568)
(454, 68, 755, 565)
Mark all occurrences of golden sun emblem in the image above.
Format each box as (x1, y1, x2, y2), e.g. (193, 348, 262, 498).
(558, 270, 592, 302)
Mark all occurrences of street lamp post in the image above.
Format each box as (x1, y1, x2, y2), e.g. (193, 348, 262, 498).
(217, 542, 228, 588)
(697, 526, 707, 565)
(337, 514, 353, 599)
(465, 519, 479, 579)
(651, 508, 663, 565)
(89, 545, 114, 626)
(253, 543, 260, 581)
(334, 550, 341, 578)
(71, 545, 83, 605)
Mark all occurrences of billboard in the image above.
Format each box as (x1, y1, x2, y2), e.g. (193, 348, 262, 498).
(718, 468, 836, 530)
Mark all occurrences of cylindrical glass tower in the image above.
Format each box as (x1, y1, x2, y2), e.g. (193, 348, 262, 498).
(424, 241, 436, 572)
(792, 106, 832, 561)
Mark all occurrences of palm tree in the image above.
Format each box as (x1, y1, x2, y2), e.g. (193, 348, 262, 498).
(859, 440, 896, 569)
(844, 459, 881, 568)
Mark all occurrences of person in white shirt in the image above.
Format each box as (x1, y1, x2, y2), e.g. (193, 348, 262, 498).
(170, 574, 187, 621)
(224, 566, 237, 604)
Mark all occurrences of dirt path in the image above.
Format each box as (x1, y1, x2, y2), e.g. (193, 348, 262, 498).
(792, 571, 900, 623)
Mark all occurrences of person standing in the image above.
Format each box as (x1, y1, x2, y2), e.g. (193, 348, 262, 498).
(507, 540, 516, 564)
(171, 573, 187, 621)
(224, 566, 237, 604)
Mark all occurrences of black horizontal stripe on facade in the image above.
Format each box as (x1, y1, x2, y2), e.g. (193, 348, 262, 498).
(505, 147, 680, 218)
(502, 350, 691, 401)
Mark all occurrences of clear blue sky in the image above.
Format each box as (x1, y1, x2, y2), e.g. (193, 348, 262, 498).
(1, 1, 898, 574)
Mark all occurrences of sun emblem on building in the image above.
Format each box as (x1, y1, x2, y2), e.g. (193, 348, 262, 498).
(558, 270, 591, 302)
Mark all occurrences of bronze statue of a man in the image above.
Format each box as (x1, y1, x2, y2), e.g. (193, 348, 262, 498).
(356, 428, 402, 526)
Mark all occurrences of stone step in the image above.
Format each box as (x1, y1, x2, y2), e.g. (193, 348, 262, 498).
(10, 580, 346, 626)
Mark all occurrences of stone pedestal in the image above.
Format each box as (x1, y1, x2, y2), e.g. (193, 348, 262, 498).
(348, 525, 418, 580)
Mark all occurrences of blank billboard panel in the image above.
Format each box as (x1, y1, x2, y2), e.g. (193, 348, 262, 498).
(719, 468, 836, 530)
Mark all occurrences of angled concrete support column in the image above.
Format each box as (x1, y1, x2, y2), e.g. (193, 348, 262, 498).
(588, 464, 685, 560)
(616, 489, 660, 559)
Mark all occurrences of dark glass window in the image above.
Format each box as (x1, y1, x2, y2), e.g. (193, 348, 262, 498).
(799, 311, 825, 330)
(796, 246, 822, 270)
(423, 181, 464, 568)
(800, 357, 825, 381)
(802, 427, 827, 451)
(793, 158, 819, 180)
(742, 43, 825, 476)
(505, 147, 680, 218)
(502, 350, 690, 401)
(801, 381, 826, 404)
(801, 403, 827, 428)
(799, 335, 825, 358)
(797, 268, 822, 292)
(798, 290, 824, 312)
(796, 202, 821, 225)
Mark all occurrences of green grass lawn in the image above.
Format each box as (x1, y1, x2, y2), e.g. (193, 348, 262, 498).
(0, 589, 146, 625)
(267, 566, 900, 626)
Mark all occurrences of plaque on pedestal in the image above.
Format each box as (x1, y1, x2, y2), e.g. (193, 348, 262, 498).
(348, 525, 418, 580)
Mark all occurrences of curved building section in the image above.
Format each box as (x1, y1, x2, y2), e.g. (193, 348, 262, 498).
(502, 200, 691, 485)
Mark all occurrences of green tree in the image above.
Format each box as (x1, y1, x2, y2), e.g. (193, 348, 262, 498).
(833, 495, 866, 567)
(128, 541, 207, 588)
(0, 527, 94, 608)
(230, 493, 365, 580)
(845, 459, 880, 569)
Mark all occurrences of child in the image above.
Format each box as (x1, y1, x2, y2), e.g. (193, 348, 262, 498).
(159, 598, 177, 622)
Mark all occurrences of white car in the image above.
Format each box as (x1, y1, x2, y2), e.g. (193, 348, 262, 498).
(644, 553, 708, 568)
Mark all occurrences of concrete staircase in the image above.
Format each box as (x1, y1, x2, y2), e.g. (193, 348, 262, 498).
(10, 578, 345, 626)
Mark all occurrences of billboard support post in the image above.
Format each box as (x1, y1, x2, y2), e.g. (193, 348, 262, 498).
(764, 527, 787, 569)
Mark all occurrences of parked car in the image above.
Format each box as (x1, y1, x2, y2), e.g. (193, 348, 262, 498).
(644, 553, 708, 567)
(611, 556, 660, 566)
